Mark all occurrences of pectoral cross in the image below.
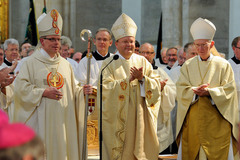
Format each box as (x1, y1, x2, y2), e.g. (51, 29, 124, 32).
(51, 75, 59, 87)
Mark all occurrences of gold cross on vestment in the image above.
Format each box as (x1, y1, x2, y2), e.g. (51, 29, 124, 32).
(51, 75, 59, 87)
(88, 98, 95, 106)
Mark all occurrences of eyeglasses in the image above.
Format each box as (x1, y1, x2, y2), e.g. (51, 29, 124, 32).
(139, 51, 154, 55)
(234, 46, 240, 49)
(194, 43, 209, 48)
(43, 38, 62, 42)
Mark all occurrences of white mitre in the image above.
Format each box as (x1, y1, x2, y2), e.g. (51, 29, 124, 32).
(190, 17, 216, 40)
(37, 9, 63, 37)
(111, 13, 137, 41)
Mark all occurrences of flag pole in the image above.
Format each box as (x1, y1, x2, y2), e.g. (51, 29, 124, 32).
(42, 0, 47, 13)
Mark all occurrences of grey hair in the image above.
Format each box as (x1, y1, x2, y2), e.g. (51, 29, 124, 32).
(3, 38, 19, 50)
(60, 36, 72, 48)
(177, 47, 184, 56)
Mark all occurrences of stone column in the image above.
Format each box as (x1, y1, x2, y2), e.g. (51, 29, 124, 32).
(75, 0, 122, 53)
(161, 0, 182, 48)
(9, 0, 29, 44)
(182, 0, 190, 46)
(141, 0, 161, 45)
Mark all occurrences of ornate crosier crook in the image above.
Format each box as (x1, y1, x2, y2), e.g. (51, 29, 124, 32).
(80, 29, 93, 160)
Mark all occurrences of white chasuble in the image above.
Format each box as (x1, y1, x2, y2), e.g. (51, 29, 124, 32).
(98, 53, 161, 160)
(176, 56, 239, 159)
(14, 49, 85, 160)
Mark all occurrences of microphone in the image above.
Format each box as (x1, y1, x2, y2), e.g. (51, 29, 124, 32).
(101, 54, 119, 71)
(99, 54, 119, 160)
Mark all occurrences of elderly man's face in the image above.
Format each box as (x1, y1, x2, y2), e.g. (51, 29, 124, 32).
(60, 45, 70, 59)
(139, 44, 155, 64)
(21, 43, 32, 58)
(177, 48, 186, 66)
(194, 39, 213, 59)
(5, 44, 19, 62)
(166, 48, 177, 67)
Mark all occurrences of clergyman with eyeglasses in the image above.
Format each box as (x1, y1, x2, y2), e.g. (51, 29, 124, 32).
(13, 9, 85, 160)
(176, 18, 239, 159)
(139, 42, 176, 154)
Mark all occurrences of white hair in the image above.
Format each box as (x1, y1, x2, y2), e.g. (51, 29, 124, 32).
(3, 38, 19, 50)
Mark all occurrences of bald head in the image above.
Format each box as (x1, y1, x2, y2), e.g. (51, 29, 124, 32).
(139, 43, 155, 64)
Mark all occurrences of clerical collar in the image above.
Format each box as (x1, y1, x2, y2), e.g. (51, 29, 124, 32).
(231, 56, 240, 64)
(3, 57, 12, 66)
(198, 54, 213, 61)
(40, 48, 58, 60)
(152, 59, 158, 70)
(93, 50, 111, 60)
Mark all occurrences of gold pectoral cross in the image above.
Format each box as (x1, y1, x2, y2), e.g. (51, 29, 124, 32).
(51, 75, 59, 87)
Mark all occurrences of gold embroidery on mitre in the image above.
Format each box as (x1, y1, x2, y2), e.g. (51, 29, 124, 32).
(120, 81, 127, 90)
(146, 90, 153, 99)
(47, 71, 64, 89)
(50, 9, 60, 34)
(119, 95, 125, 101)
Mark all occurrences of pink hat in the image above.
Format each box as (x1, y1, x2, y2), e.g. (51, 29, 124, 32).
(0, 109, 36, 149)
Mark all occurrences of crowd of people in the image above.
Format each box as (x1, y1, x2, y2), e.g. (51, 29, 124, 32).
(0, 9, 240, 160)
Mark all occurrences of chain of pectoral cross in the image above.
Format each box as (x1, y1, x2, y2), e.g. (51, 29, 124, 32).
(43, 62, 60, 87)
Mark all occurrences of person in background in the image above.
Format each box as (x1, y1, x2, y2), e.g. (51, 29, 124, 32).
(76, 28, 113, 86)
(15, 46, 36, 73)
(163, 47, 178, 74)
(169, 42, 197, 83)
(1, 38, 19, 68)
(228, 36, 240, 123)
(139, 42, 176, 153)
(176, 17, 239, 159)
(135, 40, 140, 54)
(20, 42, 32, 58)
(60, 36, 78, 77)
(72, 52, 82, 63)
(156, 47, 169, 69)
(0, 109, 44, 160)
(68, 47, 75, 58)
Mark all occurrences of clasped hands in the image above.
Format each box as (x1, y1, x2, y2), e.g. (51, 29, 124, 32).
(130, 67, 143, 82)
(192, 83, 210, 96)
